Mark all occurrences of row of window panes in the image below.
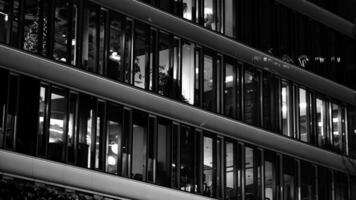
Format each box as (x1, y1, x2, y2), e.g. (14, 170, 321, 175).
(0, 0, 351, 156)
(134, 0, 356, 90)
(0, 68, 352, 199)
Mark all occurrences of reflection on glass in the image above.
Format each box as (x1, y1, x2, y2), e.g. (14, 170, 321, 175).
(0, 0, 11, 44)
(124, 20, 132, 83)
(281, 82, 290, 136)
(183, 0, 193, 20)
(203, 55, 215, 111)
(224, 0, 234, 37)
(225, 142, 236, 199)
(181, 42, 195, 104)
(98, 10, 106, 75)
(299, 89, 308, 142)
(106, 104, 122, 174)
(67, 93, 77, 164)
(332, 104, 344, 152)
(82, 6, 97, 72)
(108, 14, 124, 81)
(204, 0, 215, 30)
(158, 32, 171, 96)
(53, 1, 70, 63)
(37, 86, 47, 156)
(23, 0, 40, 53)
(134, 23, 148, 89)
(244, 67, 259, 125)
(245, 146, 260, 200)
(203, 136, 214, 196)
(316, 98, 326, 147)
(71, 4, 77, 65)
(264, 152, 277, 200)
(132, 111, 146, 181)
(156, 120, 171, 186)
(48, 89, 66, 162)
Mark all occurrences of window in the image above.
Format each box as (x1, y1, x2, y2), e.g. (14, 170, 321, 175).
(131, 110, 147, 181)
(224, 0, 235, 37)
(316, 98, 327, 147)
(203, 53, 216, 112)
(224, 59, 239, 119)
(245, 146, 261, 200)
(133, 22, 150, 89)
(264, 151, 279, 200)
(203, 136, 214, 197)
(224, 141, 237, 199)
(47, 87, 67, 162)
(53, 0, 71, 63)
(281, 81, 291, 137)
(156, 118, 171, 186)
(158, 32, 172, 96)
(182, 0, 196, 21)
(0, 0, 11, 44)
(318, 167, 332, 200)
(181, 41, 195, 104)
(263, 72, 279, 132)
(334, 172, 348, 200)
(67, 92, 78, 164)
(332, 104, 345, 153)
(106, 103, 122, 174)
(300, 161, 316, 200)
(298, 88, 309, 142)
(108, 13, 124, 81)
(283, 157, 297, 200)
(5, 74, 19, 150)
(204, 0, 219, 31)
(244, 66, 260, 126)
(37, 85, 47, 156)
(0, 68, 8, 148)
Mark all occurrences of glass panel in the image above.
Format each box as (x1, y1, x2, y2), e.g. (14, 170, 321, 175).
(181, 41, 195, 104)
(121, 109, 131, 177)
(351, 176, 356, 200)
(203, 54, 215, 111)
(203, 136, 214, 197)
(132, 111, 147, 181)
(332, 104, 343, 152)
(182, 0, 194, 20)
(106, 103, 122, 174)
(0, 0, 11, 44)
(53, 0, 70, 63)
(77, 94, 95, 168)
(224, 0, 234, 37)
(299, 88, 308, 142)
(156, 119, 171, 187)
(334, 172, 348, 200)
(0, 69, 8, 148)
(124, 20, 132, 83)
(37, 85, 47, 156)
(281, 81, 291, 137)
(318, 167, 332, 200)
(48, 88, 67, 162)
(180, 126, 196, 192)
(108, 14, 124, 81)
(204, 0, 215, 30)
(171, 123, 179, 188)
(225, 141, 236, 199)
(264, 151, 278, 200)
(10, 0, 20, 47)
(300, 162, 316, 200)
(97, 10, 106, 75)
(283, 157, 297, 200)
(95, 101, 104, 170)
(224, 62, 235, 118)
(133, 23, 148, 89)
(245, 146, 261, 200)
(82, 6, 97, 72)
(158, 32, 171, 96)
(23, 0, 40, 53)
(67, 93, 77, 164)
(5, 74, 18, 149)
(263, 73, 279, 132)
(316, 98, 327, 147)
(244, 67, 259, 126)
(70, 4, 78, 65)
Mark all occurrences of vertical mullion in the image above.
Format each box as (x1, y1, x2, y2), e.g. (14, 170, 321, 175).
(44, 85, 52, 158)
(259, 71, 264, 128)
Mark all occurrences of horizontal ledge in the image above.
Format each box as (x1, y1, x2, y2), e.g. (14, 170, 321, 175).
(0, 45, 355, 175)
(0, 150, 213, 200)
(92, 0, 356, 106)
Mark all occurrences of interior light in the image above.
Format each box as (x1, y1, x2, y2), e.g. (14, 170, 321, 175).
(318, 122, 323, 127)
(333, 131, 339, 136)
(71, 39, 76, 46)
(204, 8, 213, 15)
(333, 118, 339, 123)
(5, 14, 8, 22)
(299, 102, 307, 110)
(108, 156, 117, 166)
(195, 68, 199, 74)
(111, 143, 118, 154)
(110, 52, 121, 62)
(225, 75, 233, 83)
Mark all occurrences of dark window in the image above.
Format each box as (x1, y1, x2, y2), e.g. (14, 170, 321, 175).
(264, 151, 279, 200)
(244, 66, 260, 126)
(47, 87, 67, 162)
(70, 3, 78, 65)
(351, 176, 356, 200)
(224, 0, 235, 38)
(5, 74, 19, 150)
(245, 146, 261, 200)
(53, 0, 71, 63)
(300, 161, 316, 200)
(77, 94, 95, 168)
(334, 172, 348, 200)
(131, 110, 147, 181)
(318, 167, 332, 200)
(133, 22, 150, 89)
(0, 0, 11, 44)
(283, 157, 297, 200)
(156, 118, 171, 187)
(203, 53, 216, 112)
(262, 72, 279, 132)
(108, 13, 124, 81)
(16, 76, 40, 155)
(158, 32, 172, 96)
(123, 20, 132, 83)
(0, 68, 8, 148)
(121, 108, 132, 177)
(224, 59, 238, 118)
(106, 103, 122, 174)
